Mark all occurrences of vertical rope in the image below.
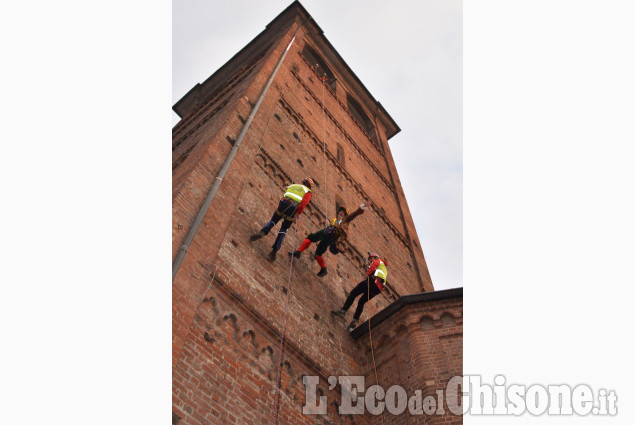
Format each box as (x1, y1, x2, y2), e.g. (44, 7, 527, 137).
(271, 96, 306, 425)
(321, 78, 329, 222)
(270, 243, 297, 425)
(367, 276, 385, 425)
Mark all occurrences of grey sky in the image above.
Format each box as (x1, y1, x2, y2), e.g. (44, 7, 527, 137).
(173, 0, 462, 290)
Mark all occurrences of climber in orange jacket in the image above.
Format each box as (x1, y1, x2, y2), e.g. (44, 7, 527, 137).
(250, 178, 313, 262)
(331, 252, 388, 332)
(289, 201, 372, 277)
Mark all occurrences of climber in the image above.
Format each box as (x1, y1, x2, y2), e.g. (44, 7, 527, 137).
(289, 201, 372, 277)
(250, 177, 314, 262)
(331, 252, 388, 332)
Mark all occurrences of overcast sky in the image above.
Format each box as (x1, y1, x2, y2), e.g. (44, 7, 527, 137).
(173, 0, 462, 291)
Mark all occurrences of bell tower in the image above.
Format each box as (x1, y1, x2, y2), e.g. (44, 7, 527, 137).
(172, 2, 461, 424)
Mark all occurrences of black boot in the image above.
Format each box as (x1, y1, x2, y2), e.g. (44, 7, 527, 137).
(267, 250, 277, 262)
(347, 319, 359, 332)
(288, 250, 302, 258)
(316, 267, 328, 277)
(250, 231, 265, 242)
(331, 309, 346, 318)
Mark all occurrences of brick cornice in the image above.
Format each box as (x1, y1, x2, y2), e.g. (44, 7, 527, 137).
(352, 287, 463, 339)
(172, 50, 267, 143)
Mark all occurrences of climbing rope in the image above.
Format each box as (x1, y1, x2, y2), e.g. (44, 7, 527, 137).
(264, 40, 384, 425)
(317, 66, 385, 425)
(367, 275, 385, 425)
(233, 94, 303, 425)
(271, 118, 304, 425)
(270, 224, 298, 425)
(321, 75, 330, 224)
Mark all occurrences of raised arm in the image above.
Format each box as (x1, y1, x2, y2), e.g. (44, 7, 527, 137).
(342, 200, 372, 224)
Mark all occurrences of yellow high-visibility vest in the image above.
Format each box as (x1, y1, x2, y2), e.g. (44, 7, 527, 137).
(373, 260, 387, 281)
(284, 184, 310, 203)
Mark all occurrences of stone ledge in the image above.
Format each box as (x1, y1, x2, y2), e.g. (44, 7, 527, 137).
(352, 287, 463, 339)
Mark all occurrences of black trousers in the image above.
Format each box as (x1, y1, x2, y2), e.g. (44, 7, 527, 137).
(306, 227, 338, 256)
(342, 276, 382, 320)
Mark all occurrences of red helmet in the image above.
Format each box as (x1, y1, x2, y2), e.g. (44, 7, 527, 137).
(302, 177, 314, 189)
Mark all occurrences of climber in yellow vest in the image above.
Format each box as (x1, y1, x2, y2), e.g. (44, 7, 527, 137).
(250, 178, 313, 262)
(331, 252, 388, 332)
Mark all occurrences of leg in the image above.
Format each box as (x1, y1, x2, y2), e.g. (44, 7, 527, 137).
(272, 218, 294, 252)
(315, 238, 330, 257)
(259, 199, 295, 236)
(303, 229, 326, 250)
(260, 210, 282, 235)
(251, 207, 283, 241)
(292, 238, 311, 254)
(314, 235, 334, 276)
(342, 279, 368, 312)
(289, 229, 324, 258)
(298, 238, 312, 251)
(352, 277, 381, 320)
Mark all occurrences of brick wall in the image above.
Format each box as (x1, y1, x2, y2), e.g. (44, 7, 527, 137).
(173, 4, 458, 425)
(354, 291, 463, 425)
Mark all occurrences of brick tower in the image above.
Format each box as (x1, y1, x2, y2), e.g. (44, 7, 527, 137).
(172, 2, 462, 425)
